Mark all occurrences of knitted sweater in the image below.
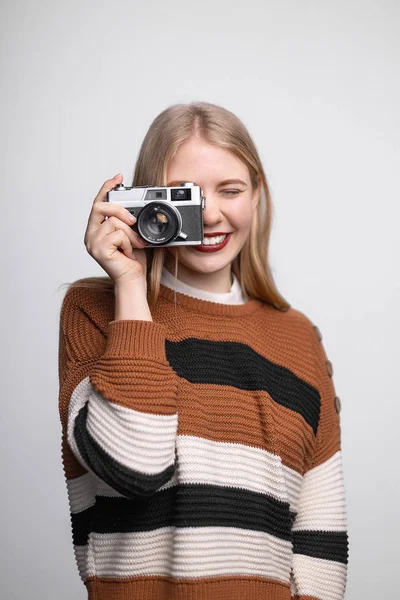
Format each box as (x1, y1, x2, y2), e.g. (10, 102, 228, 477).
(58, 272, 349, 600)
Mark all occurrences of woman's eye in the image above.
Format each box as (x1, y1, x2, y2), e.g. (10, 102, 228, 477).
(222, 189, 241, 196)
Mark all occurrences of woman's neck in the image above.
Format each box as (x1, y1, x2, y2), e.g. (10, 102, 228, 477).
(163, 260, 233, 293)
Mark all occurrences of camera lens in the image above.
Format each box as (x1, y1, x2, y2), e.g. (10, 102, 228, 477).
(148, 212, 169, 235)
(137, 202, 181, 244)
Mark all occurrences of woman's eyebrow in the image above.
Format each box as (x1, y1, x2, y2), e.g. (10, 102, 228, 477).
(218, 179, 248, 187)
(167, 179, 248, 187)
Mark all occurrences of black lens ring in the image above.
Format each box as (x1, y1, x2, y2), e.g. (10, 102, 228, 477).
(137, 202, 180, 244)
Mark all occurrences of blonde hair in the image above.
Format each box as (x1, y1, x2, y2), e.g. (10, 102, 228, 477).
(59, 101, 290, 311)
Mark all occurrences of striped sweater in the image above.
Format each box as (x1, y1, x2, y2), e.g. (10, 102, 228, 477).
(58, 277, 349, 600)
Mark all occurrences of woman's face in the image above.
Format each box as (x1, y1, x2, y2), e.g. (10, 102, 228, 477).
(165, 137, 260, 283)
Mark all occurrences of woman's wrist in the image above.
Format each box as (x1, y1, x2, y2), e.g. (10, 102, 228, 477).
(114, 279, 152, 322)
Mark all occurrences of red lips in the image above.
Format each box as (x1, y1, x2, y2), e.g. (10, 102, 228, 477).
(193, 233, 232, 253)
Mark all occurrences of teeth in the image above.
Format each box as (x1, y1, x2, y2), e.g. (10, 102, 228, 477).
(202, 234, 227, 245)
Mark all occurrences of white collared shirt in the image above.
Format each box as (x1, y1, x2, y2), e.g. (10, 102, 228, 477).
(160, 266, 248, 305)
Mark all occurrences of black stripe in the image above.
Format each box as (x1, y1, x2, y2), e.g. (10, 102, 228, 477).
(289, 510, 297, 528)
(71, 504, 95, 546)
(166, 338, 320, 434)
(293, 530, 349, 564)
(89, 483, 293, 542)
(74, 403, 175, 498)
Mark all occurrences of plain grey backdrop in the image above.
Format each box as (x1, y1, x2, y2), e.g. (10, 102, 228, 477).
(2, 0, 399, 598)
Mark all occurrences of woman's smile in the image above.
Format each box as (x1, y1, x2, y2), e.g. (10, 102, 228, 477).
(194, 232, 232, 252)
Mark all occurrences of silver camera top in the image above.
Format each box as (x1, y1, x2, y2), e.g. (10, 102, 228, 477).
(107, 182, 205, 209)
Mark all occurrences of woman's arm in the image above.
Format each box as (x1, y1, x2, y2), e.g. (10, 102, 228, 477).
(290, 324, 349, 600)
(58, 285, 179, 499)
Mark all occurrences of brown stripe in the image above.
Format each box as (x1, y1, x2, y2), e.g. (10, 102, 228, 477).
(312, 424, 341, 468)
(89, 357, 178, 415)
(59, 359, 98, 433)
(85, 574, 292, 600)
(309, 327, 342, 468)
(270, 400, 316, 474)
(61, 433, 87, 479)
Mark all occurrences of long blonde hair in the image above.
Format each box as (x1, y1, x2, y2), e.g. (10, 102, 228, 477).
(60, 101, 290, 311)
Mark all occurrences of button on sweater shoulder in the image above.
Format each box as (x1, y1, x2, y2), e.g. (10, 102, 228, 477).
(58, 276, 349, 600)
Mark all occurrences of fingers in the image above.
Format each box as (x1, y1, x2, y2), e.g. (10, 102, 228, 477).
(93, 173, 123, 204)
(85, 174, 148, 246)
(89, 228, 135, 264)
(99, 215, 147, 249)
(108, 230, 135, 261)
(87, 200, 137, 234)
(85, 174, 124, 241)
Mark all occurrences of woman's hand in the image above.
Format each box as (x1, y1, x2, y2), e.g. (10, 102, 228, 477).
(84, 174, 148, 287)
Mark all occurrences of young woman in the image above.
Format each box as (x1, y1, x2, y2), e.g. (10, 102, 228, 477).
(58, 101, 349, 600)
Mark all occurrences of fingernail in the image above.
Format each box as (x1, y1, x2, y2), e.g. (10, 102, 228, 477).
(113, 173, 122, 178)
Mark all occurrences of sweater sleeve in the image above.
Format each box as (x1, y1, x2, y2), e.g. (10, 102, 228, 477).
(290, 323, 349, 600)
(58, 286, 179, 499)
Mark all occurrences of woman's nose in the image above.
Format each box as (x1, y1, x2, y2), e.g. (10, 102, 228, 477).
(202, 194, 223, 225)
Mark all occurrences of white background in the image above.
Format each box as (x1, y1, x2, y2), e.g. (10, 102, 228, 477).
(1, 1, 399, 598)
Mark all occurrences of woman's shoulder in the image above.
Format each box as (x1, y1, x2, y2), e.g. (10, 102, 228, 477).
(59, 277, 115, 324)
(258, 300, 317, 334)
(254, 302, 321, 358)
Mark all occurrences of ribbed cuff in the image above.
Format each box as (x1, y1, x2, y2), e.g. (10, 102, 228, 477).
(103, 320, 168, 361)
(85, 576, 292, 600)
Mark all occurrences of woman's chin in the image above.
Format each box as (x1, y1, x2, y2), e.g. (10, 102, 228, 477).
(175, 253, 233, 275)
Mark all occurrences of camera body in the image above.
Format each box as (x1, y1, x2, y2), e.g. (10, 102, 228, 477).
(106, 182, 206, 247)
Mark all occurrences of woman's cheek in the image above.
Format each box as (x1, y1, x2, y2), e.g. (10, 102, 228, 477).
(231, 205, 253, 233)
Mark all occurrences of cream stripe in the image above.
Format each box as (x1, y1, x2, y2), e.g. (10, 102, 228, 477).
(177, 435, 290, 504)
(67, 376, 178, 475)
(281, 464, 303, 514)
(73, 544, 90, 582)
(66, 471, 97, 513)
(292, 553, 347, 600)
(292, 451, 347, 531)
(84, 526, 293, 582)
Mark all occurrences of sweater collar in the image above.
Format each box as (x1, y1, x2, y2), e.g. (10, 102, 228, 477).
(159, 266, 263, 317)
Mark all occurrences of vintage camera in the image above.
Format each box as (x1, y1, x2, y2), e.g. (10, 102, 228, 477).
(106, 182, 206, 247)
